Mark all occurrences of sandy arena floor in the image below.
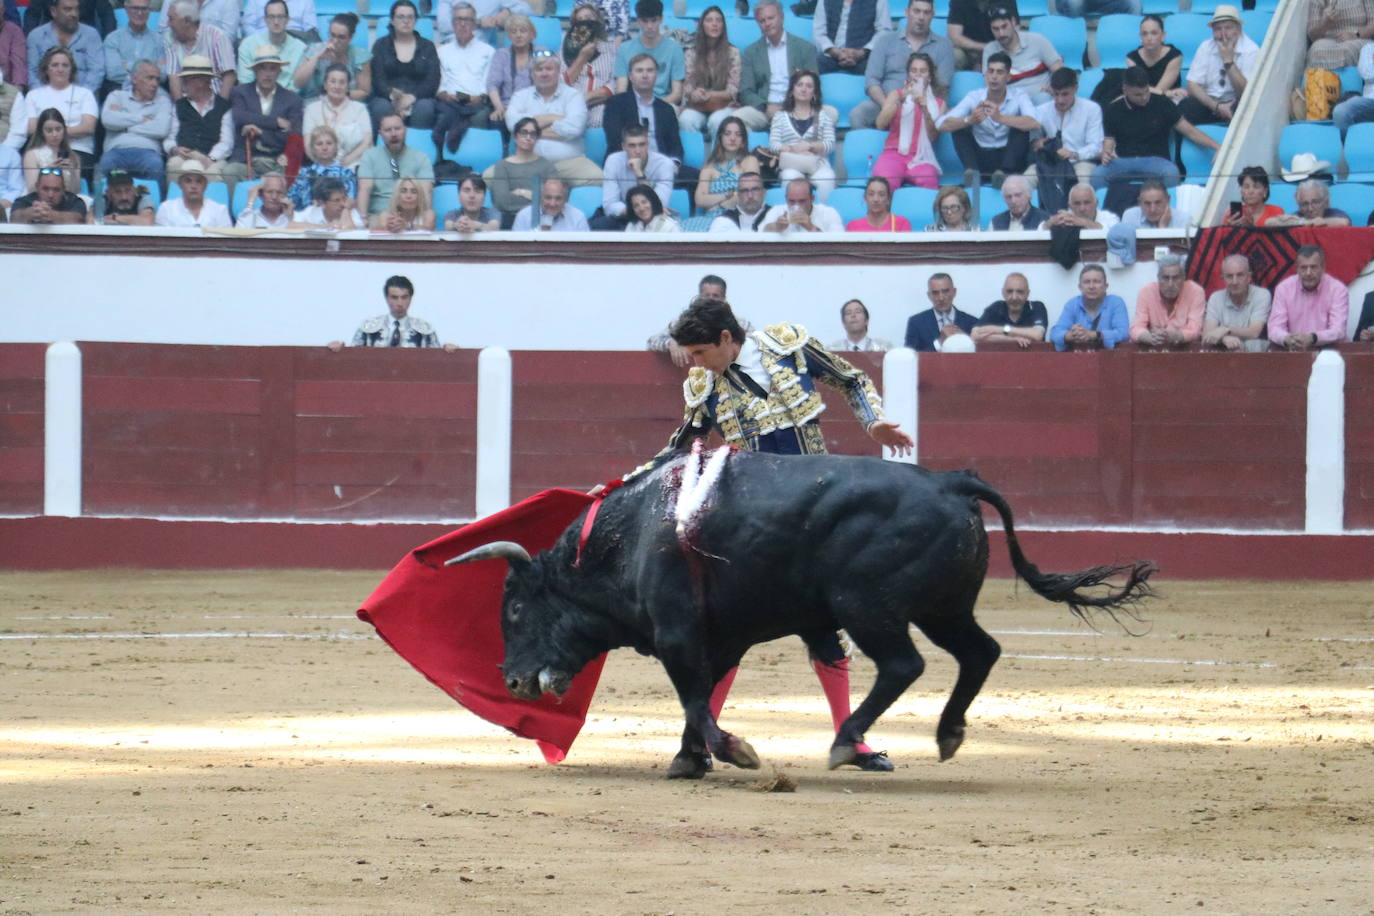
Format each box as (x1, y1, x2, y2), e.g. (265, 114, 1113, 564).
(1, 570, 1372, 914)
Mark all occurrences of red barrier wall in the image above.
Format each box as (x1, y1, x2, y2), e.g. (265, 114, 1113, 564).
(1348, 352, 1374, 529)
(0, 344, 45, 516)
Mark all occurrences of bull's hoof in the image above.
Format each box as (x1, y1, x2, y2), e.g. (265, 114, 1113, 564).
(937, 728, 965, 762)
(717, 735, 761, 770)
(667, 751, 710, 780)
(827, 744, 858, 770)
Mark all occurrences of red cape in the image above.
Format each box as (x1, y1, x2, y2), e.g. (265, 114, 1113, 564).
(357, 489, 605, 763)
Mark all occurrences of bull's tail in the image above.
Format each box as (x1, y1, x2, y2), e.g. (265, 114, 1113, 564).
(956, 473, 1156, 629)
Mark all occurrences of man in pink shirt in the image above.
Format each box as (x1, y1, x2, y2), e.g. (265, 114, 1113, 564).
(1130, 253, 1205, 347)
(1268, 245, 1350, 351)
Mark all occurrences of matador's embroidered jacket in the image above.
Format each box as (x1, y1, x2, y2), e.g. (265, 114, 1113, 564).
(664, 322, 887, 456)
(350, 314, 443, 348)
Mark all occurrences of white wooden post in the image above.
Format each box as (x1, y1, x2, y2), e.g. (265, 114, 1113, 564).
(1305, 349, 1345, 533)
(476, 346, 513, 518)
(44, 342, 82, 517)
(882, 347, 918, 465)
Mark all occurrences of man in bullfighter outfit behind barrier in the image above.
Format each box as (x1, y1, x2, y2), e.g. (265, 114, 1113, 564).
(654, 296, 915, 772)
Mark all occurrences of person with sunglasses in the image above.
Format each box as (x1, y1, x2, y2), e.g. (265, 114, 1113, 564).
(9, 164, 88, 223)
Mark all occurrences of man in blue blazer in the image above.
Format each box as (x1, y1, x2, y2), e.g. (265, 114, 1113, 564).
(601, 53, 684, 162)
(903, 272, 978, 351)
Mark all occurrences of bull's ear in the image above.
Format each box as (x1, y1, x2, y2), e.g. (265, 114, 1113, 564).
(444, 541, 533, 568)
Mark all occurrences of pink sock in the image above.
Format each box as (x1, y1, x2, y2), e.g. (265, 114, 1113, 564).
(812, 658, 873, 755)
(708, 666, 739, 720)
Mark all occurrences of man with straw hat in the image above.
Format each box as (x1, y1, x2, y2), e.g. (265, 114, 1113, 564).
(223, 44, 303, 183)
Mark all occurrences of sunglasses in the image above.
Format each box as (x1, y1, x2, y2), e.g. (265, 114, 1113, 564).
(38, 167, 64, 176)
(532, 48, 558, 59)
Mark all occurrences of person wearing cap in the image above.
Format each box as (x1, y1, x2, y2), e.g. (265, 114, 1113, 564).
(981, 6, 1061, 102)
(162, 0, 236, 101)
(154, 158, 232, 226)
(9, 164, 88, 223)
(163, 53, 234, 181)
(222, 44, 303, 183)
(98, 167, 154, 225)
(1178, 5, 1260, 128)
(1332, 37, 1374, 136)
(101, 0, 159, 94)
(236, 0, 306, 89)
(98, 58, 171, 180)
(1054, 0, 1140, 19)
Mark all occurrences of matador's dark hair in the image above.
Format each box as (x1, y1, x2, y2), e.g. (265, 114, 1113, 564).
(670, 297, 745, 346)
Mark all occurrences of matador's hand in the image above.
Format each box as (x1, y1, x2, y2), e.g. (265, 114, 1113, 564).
(868, 420, 914, 457)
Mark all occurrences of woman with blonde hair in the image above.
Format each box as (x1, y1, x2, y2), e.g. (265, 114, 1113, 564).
(372, 176, 436, 231)
(289, 125, 358, 209)
(24, 47, 97, 173)
(679, 6, 740, 138)
(768, 69, 835, 202)
(487, 14, 545, 127)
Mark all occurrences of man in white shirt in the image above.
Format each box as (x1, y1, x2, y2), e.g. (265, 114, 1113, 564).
(828, 299, 894, 352)
(241, 0, 318, 42)
(236, 170, 293, 228)
(1031, 67, 1102, 212)
(437, 0, 534, 46)
(505, 50, 603, 186)
(760, 177, 844, 233)
(1179, 5, 1259, 128)
(708, 170, 770, 233)
(937, 51, 1039, 186)
(154, 159, 233, 227)
(595, 123, 676, 229)
(512, 176, 591, 231)
(813, 0, 893, 76)
(1333, 37, 1374, 135)
(434, 3, 495, 157)
(1042, 182, 1118, 230)
(1120, 179, 1191, 229)
(981, 6, 1060, 102)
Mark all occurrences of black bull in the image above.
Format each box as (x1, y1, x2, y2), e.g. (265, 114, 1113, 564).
(448, 450, 1155, 778)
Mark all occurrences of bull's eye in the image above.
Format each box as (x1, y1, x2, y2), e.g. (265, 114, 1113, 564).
(508, 602, 521, 622)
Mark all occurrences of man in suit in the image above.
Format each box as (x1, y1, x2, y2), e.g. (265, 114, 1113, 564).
(602, 53, 683, 162)
(222, 44, 303, 183)
(903, 272, 978, 351)
(735, 0, 820, 132)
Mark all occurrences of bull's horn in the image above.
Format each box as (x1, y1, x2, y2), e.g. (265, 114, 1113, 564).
(444, 541, 532, 567)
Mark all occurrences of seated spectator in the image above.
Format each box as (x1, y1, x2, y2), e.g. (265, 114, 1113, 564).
(736, 0, 821, 132)
(98, 167, 154, 225)
(291, 174, 364, 229)
(23, 0, 115, 36)
(433, 3, 495, 159)
(761, 176, 843, 232)
(1334, 38, 1374, 136)
(692, 115, 759, 224)
(936, 51, 1038, 187)
(1306, 0, 1373, 71)
(371, 175, 436, 231)
(679, 7, 740, 138)
(98, 59, 171, 180)
(1121, 179, 1190, 228)
(847, 175, 911, 232)
(1129, 14, 1185, 101)
(101, 0, 158, 93)
(1056, 0, 1140, 20)
(1355, 288, 1374, 341)
(852, 0, 953, 130)
(368, 0, 441, 131)
(302, 67, 371, 170)
(242, 0, 318, 43)
(0, 143, 24, 214)
(813, 0, 892, 76)
(444, 173, 500, 231)
(294, 13, 371, 101)
(645, 275, 741, 364)
(23, 47, 97, 171)
(982, 6, 1060, 102)
(328, 275, 457, 351)
(971, 271, 1048, 348)
(237, 170, 293, 228)
(597, 121, 675, 229)
(1094, 66, 1217, 208)
(437, 0, 535, 47)
(624, 183, 680, 232)
(164, 54, 233, 181)
(561, 1, 618, 130)
(1043, 182, 1118, 230)
(1050, 263, 1129, 351)
(1129, 254, 1205, 348)
(946, 0, 994, 71)
(188, 0, 241, 39)
(708, 167, 770, 232)
(154, 160, 232, 226)
(871, 51, 945, 190)
(236, 0, 307, 89)
(162, 0, 236, 101)
(0, 18, 22, 140)
(288, 125, 356, 209)
(602, 53, 687, 167)
(513, 175, 590, 230)
(507, 49, 603, 186)
(356, 112, 435, 216)
(828, 298, 894, 352)
(22, 107, 80, 192)
(223, 46, 303, 183)
(990, 174, 1047, 230)
(485, 115, 551, 227)
(1268, 244, 1350, 351)
(26, 0, 104, 94)
(904, 271, 977, 351)
(1222, 166, 1283, 227)
(1032, 68, 1101, 212)
(1268, 178, 1351, 228)
(1179, 6, 1258, 128)
(769, 68, 836, 203)
(925, 184, 974, 231)
(1201, 253, 1272, 352)
(486, 14, 543, 129)
(613, 0, 684, 104)
(9, 164, 87, 222)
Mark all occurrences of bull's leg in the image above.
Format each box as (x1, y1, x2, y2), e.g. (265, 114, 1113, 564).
(826, 625, 926, 770)
(915, 615, 1001, 761)
(659, 646, 760, 777)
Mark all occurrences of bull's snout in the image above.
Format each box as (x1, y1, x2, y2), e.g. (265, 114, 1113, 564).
(503, 668, 571, 701)
(505, 674, 542, 701)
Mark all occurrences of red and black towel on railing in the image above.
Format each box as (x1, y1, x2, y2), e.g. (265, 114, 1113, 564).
(1188, 226, 1374, 296)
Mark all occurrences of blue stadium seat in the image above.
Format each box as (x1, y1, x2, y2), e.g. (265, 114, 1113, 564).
(585, 128, 608, 166)
(975, 185, 1004, 228)
(1093, 15, 1138, 68)
(827, 186, 866, 223)
(1028, 16, 1087, 69)
(1188, 0, 1221, 13)
(1344, 123, 1374, 182)
(229, 180, 257, 213)
(1267, 182, 1297, 213)
(730, 17, 762, 46)
(455, 128, 505, 173)
(1329, 182, 1374, 223)
(820, 73, 867, 128)
(1256, 0, 1280, 10)
(114, 7, 127, 28)
(1279, 123, 1342, 182)
(1243, 11, 1272, 46)
(569, 185, 602, 218)
(842, 128, 887, 182)
(1140, 0, 1177, 12)
(1337, 66, 1364, 96)
(415, 16, 434, 40)
(748, 130, 770, 152)
(669, 187, 691, 216)
(1018, 0, 1049, 16)
(764, 186, 784, 207)
(681, 0, 719, 18)
(405, 127, 439, 164)
(891, 185, 937, 226)
(315, 0, 358, 13)
(1165, 14, 1211, 61)
(531, 16, 563, 49)
(1179, 123, 1226, 185)
(132, 178, 161, 207)
(949, 69, 984, 102)
(679, 130, 705, 170)
(432, 182, 460, 220)
(934, 131, 961, 177)
(1077, 67, 1104, 100)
